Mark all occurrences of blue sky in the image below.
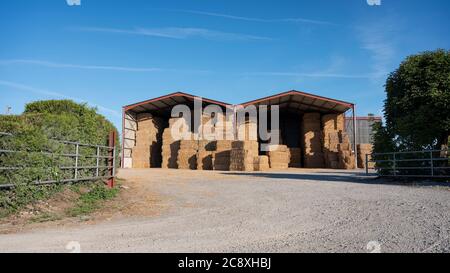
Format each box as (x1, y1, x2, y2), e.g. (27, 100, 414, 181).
(0, 0, 449, 130)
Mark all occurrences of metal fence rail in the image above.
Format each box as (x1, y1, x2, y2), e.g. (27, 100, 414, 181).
(366, 149, 450, 178)
(0, 131, 116, 189)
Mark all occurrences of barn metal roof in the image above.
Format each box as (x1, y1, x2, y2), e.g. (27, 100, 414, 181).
(241, 90, 354, 114)
(123, 90, 354, 114)
(123, 92, 231, 113)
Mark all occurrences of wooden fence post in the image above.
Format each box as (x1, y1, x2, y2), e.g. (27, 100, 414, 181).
(107, 130, 116, 188)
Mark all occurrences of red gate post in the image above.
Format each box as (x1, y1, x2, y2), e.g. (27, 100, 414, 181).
(107, 130, 116, 188)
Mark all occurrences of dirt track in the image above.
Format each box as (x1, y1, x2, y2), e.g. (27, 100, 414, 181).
(0, 169, 449, 253)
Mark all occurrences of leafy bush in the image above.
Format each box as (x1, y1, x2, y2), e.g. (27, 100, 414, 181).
(24, 100, 119, 147)
(0, 100, 120, 216)
(371, 122, 397, 175)
(375, 49, 450, 153)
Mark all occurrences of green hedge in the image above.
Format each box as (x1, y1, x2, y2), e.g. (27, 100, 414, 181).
(0, 100, 120, 216)
(24, 100, 119, 146)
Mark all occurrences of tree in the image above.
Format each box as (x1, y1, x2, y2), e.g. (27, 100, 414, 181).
(372, 122, 396, 153)
(377, 49, 450, 152)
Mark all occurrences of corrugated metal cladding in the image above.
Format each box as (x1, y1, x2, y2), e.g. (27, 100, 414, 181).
(345, 117, 382, 146)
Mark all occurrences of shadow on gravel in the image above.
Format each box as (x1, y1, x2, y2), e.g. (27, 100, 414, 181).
(221, 172, 450, 188)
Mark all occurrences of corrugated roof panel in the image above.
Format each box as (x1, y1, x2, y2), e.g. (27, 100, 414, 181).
(124, 90, 354, 114)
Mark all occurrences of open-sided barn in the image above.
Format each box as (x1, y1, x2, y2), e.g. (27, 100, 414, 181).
(121, 90, 376, 171)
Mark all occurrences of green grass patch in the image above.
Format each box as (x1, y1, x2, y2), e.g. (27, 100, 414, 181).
(30, 212, 62, 223)
(0, 183, 64, 218)
(67, 182, 119, 217)
(1, 180, 121, 223)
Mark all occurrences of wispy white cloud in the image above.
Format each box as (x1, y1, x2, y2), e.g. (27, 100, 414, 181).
(73, 26, 271, 41)
(280, 18, 336, 26)
(165, 9, 336, 26)
(357, 20, 396, 79)
(249, 19, 396, 81)
(0, 59, 163, 72)
(245, 71, 374, 79)
(0, 80, 121, 117)
(246, 56, 374, 79)
(0, 59, 210, 74)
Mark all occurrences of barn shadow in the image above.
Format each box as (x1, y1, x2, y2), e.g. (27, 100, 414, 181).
(220, 171, 450, 188)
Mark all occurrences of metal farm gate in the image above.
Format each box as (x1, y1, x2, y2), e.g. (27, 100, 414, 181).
(366, 149, 450, 178)
(0, 131, 117, 189)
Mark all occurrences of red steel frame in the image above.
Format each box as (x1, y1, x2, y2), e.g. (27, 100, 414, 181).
(107, 130, 116, 188)
(352, 105, 358, 169)
(121, 108, 125, 169)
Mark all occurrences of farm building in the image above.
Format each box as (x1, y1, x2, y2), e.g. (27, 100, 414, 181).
(345, 116, 382, 146)
(121, 90, 376, 171)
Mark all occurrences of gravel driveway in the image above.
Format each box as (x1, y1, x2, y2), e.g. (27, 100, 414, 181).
(0, 169, 449, 253)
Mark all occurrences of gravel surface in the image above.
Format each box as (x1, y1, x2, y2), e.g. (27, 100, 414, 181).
(0, 168, 449, 253)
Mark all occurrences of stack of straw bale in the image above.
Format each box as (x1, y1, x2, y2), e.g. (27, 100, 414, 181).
(337, 133, 356, 169)
(237, 120, 257, 141)
(132, 113, 164, 168)
(322, 114, 344, 169)
(268, 145, 290, 170)
(161, 117, 188, 169)
(254, 155, 270, 171)
(357, 144, 374, 169)
(321, 114, 355, 169)
(214, 113, 235, 141)
(177, 140, 198, 169)
(303, 113, 325, 168)
(230, 141, 259, 171)
(198, 114, 215, 141)
(197, 140, 216, 170)
(212, 140, 233, 170)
